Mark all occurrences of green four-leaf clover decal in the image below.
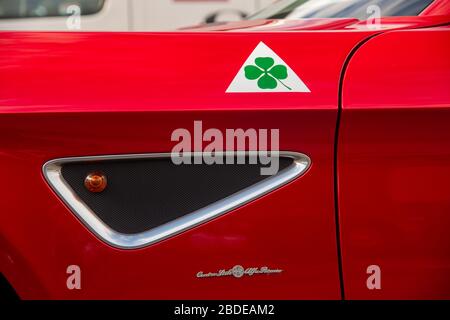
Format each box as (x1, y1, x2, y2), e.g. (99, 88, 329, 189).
(244, 57, 292, 90)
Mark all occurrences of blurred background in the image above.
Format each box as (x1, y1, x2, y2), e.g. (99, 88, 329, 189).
(0, 0, 277, 31)
(0, 0, 435, 31)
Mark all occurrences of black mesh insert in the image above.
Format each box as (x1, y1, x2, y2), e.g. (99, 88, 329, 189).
(61, 156, 293, 234)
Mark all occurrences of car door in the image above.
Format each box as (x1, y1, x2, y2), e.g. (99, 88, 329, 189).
(340, 26, 450, 299)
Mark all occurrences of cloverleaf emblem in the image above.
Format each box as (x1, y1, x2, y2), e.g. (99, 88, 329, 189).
(244, 57, 292, 90)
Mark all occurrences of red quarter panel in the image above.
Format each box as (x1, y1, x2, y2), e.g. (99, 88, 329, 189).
(0, 31, 375, 299)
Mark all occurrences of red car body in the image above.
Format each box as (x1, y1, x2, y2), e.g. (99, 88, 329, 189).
(0, 0, 449, 300)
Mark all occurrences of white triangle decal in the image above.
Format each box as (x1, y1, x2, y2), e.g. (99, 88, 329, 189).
(226, 41, 310, 93)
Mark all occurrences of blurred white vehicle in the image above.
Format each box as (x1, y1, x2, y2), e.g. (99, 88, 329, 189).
(0, 0, 276, 31)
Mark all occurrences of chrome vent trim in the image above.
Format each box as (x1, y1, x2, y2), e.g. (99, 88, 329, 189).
(43, 151, 311, 249)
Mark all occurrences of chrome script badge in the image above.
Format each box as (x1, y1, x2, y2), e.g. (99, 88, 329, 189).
(196, 265, 283, 279)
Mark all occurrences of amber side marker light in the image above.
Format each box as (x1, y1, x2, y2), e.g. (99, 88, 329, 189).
(84, 171, 107, 193)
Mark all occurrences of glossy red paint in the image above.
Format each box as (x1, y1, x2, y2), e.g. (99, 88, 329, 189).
(0, 6, 449, 300)
(0, 29, 377, 299)
(0, 111, 339, 299)
(0, 31, 373, 113)
(340, 26, 450, 299)
(420, 0, 450, 16)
